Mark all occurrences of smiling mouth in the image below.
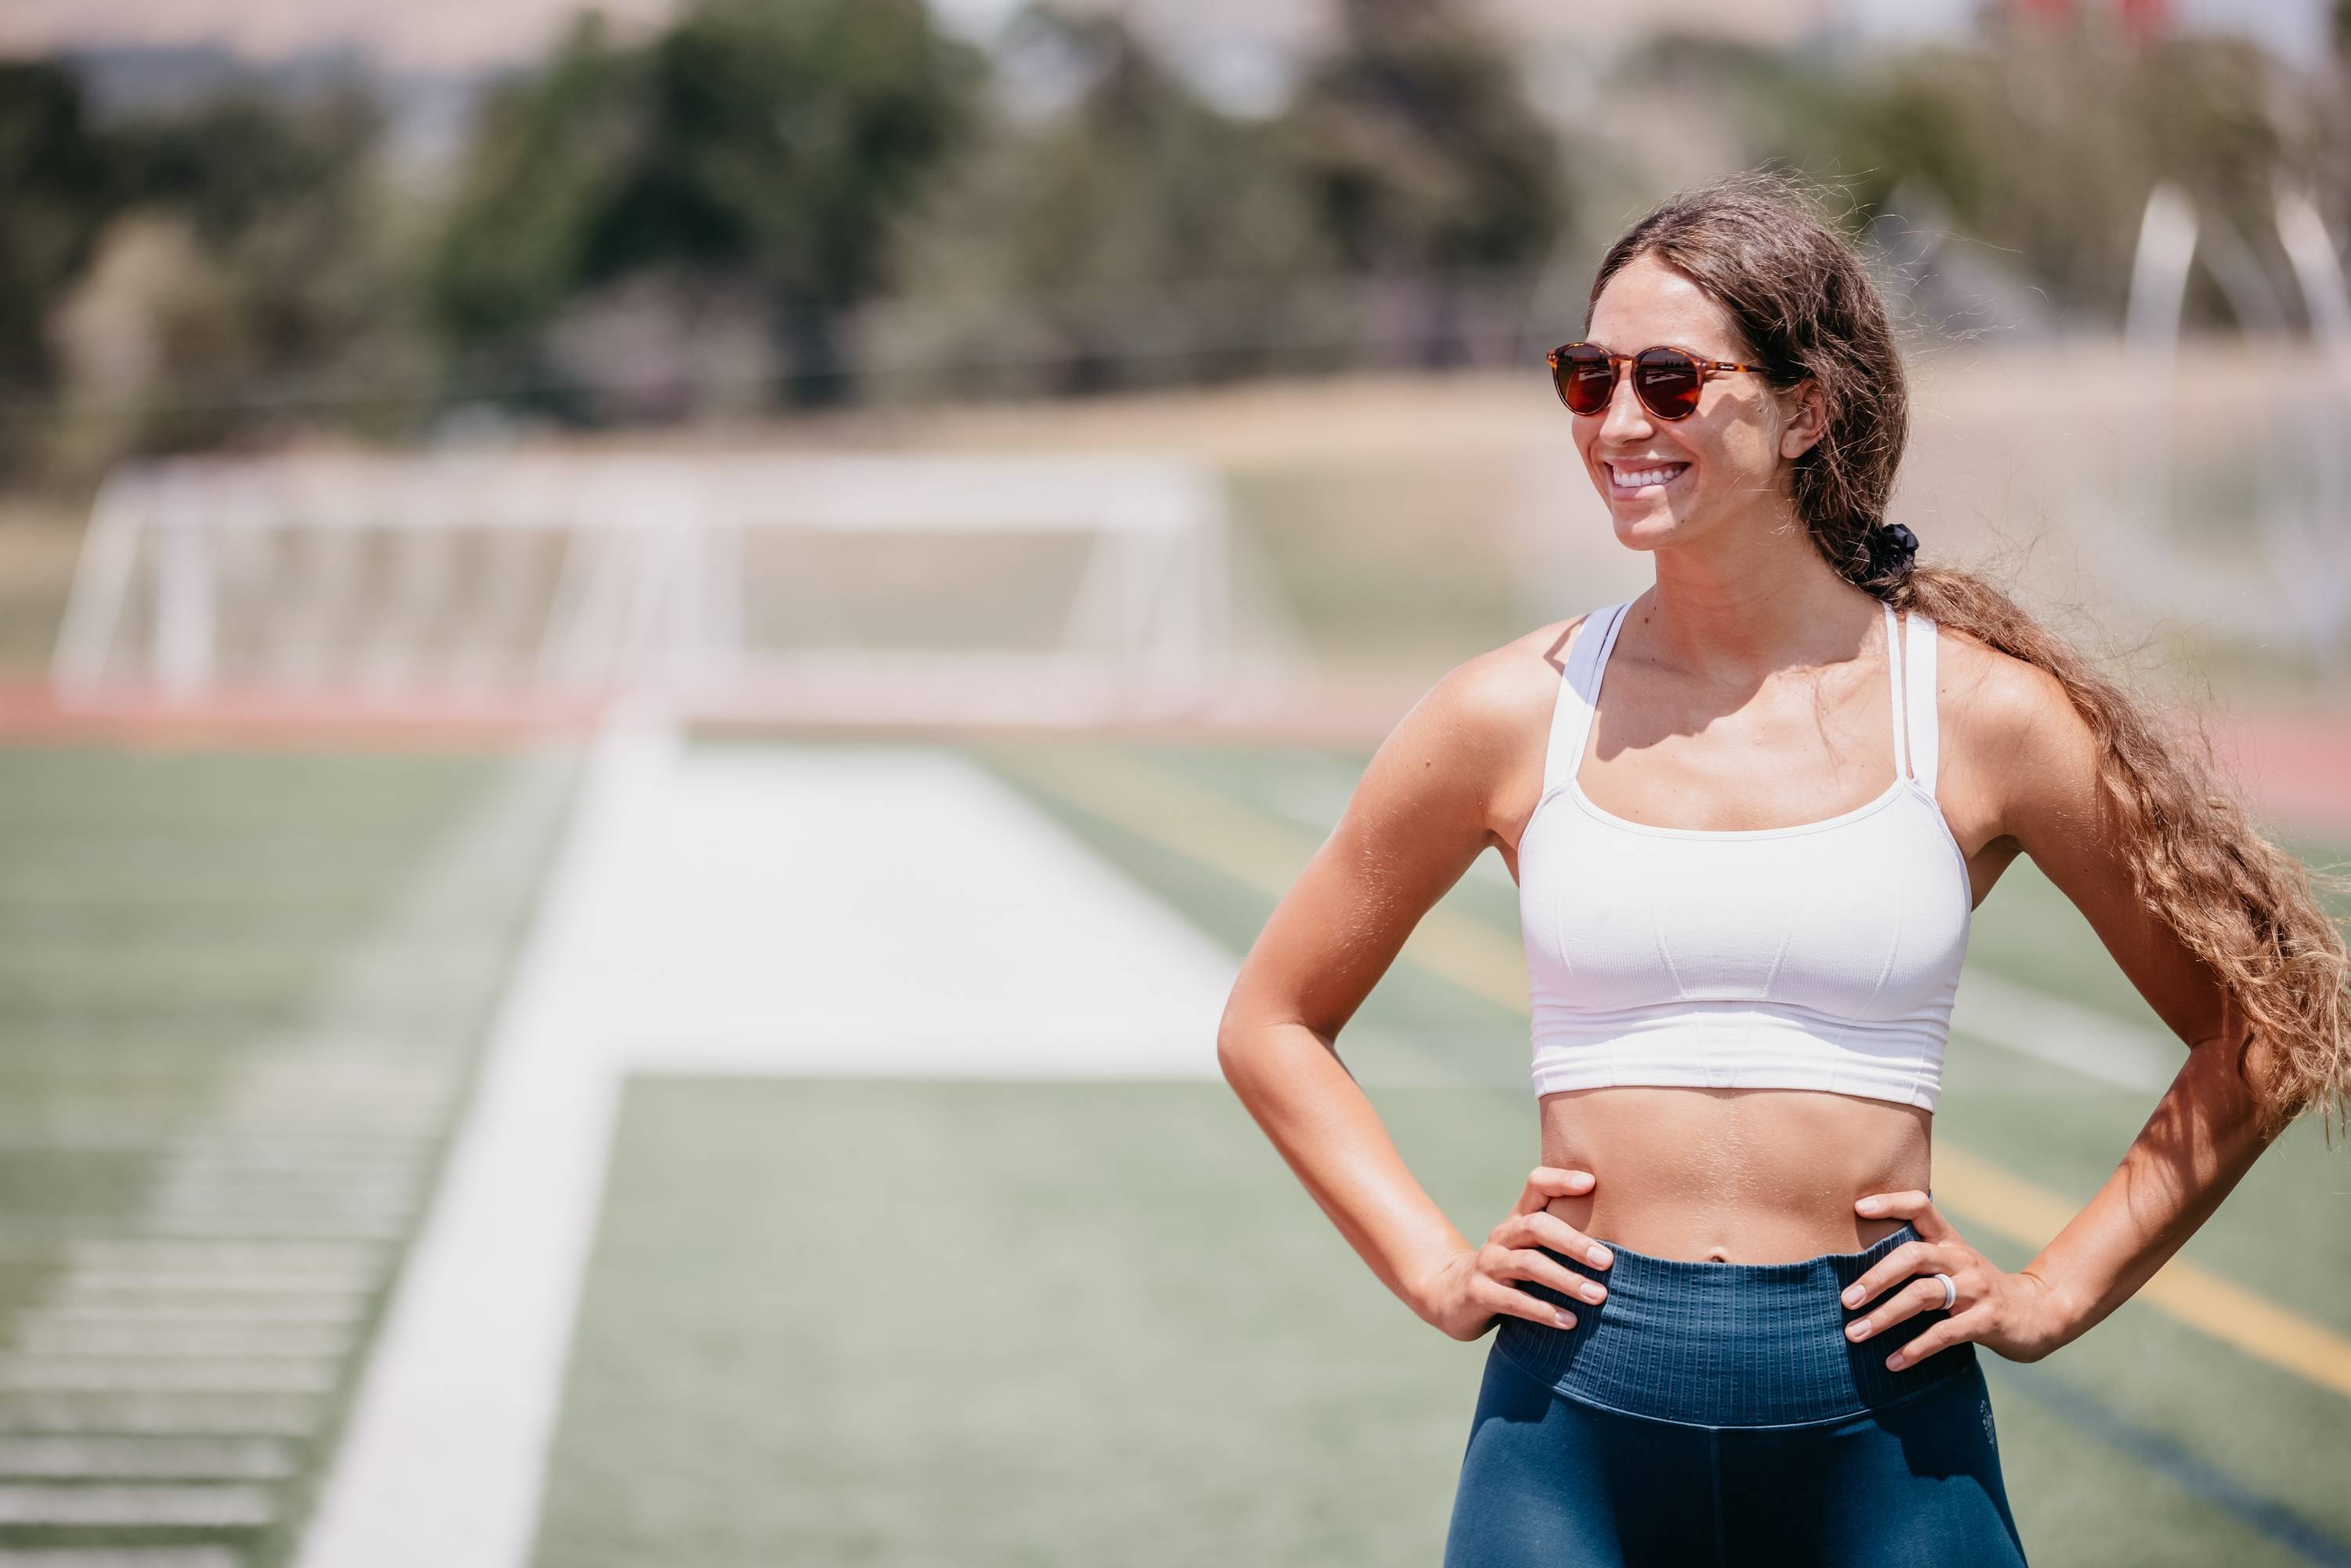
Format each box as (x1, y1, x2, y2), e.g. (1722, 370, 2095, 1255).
(1607, 461, 1690, 493)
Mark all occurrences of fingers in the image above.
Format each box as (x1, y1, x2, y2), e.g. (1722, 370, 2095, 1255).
(1483, 1240, 1610, 1309)
(1856, 1189, 1954, 1241)
(1839, 1239, 1932, 1309)
(1843, 1273, 1962, 1352)
(1884, 1320, 1961, 1371)
(1508, 1167, 1613, 1271)
(1511, 1208, 1616, 1271)
(1854, 1189, 1924, 1218)
(1467, 1168, 1612, 1337)
(1470, 1263, 1587, 1332)
(1515, 1166, 1597, 1215)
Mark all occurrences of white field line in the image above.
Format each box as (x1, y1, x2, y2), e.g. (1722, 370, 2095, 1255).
(0, 1484, 273, 1527)
(1949, 971, 2179, 1092)
(9, 1324, 352, 1360)
(0, 1394, 318, 1437)
(19, 1305, 364, 1330)
(292, 719, 1241, 1568)
(42, 1251, 380, 1280)
(0, 1360, 337, 1395)
(34, 1271, 372, 1295)
(0, 1436, 297, 1482)
(0, 1552, 245, 1568)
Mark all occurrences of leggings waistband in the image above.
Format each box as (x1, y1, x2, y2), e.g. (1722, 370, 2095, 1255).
(1494, 1219, 1974, 1429)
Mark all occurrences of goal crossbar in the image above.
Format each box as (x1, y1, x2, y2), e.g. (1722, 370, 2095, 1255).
(50, 450, 1255, 728)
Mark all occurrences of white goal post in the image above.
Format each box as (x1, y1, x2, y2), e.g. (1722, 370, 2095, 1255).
(50, 449, 1288, 727)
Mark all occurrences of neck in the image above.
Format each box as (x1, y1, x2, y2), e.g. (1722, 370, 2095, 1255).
(1633, 512, 1876, 688)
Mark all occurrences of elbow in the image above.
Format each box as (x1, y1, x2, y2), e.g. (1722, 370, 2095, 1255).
(1217, 994, 1281, 1090)
(1217, 978, 1332, 1090)
(1215, 985, 1250, 1071)
(1219, 1008, 1333, 1092)
(1215, 1020, 1254, 1088)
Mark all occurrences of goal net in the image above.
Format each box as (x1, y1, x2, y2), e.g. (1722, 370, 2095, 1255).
(50, 449, 1304, 728)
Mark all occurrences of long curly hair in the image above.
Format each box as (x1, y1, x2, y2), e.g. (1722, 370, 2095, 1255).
(1588, 167, 2351, 1146)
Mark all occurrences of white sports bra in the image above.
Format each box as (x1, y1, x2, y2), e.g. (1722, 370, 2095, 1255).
(1517, 597, 1972, 1111)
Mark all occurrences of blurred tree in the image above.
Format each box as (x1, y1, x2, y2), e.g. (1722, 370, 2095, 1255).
(1284, 0, 1567, 277)
(880, 8, 1335, 396)
(428, 26, 635, 375)
(1277, 0, 1570, 368)
(114, 87, 412, 389)
(49, 215, 246, 472)
(879, 0, 1574, 394)
(1617, 17, 2342, 335)
(1, 68, 416, 480)
(0, 63, 116, 474)
(433, 0, 981, 411)
(42, 81, 427, 478)
(110, 91, 375, 253)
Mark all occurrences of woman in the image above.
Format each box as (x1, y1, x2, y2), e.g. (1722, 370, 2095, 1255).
(1214, 169, 2351, 1568)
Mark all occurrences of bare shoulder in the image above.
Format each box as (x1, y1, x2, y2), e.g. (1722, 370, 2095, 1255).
(1933, 621, 2100, 846)
(1415, 614, 1583, 751)
(1353, 614, 1583, 848)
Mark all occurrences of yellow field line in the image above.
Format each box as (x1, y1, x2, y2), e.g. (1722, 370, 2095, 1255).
(985, 741, 2351, 1403)
(1927, 1144, 2351, 1400)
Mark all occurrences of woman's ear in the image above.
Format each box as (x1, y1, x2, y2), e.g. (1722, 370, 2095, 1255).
(1779, 378, 1827, 461)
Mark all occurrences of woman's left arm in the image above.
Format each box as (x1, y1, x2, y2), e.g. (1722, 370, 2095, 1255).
(1845, 659, 2287, 1367)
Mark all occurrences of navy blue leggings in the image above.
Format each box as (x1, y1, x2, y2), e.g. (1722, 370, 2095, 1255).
(1445, 1220, 2029, 1567)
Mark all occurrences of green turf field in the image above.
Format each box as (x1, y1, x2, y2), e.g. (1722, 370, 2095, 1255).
(0, 737, 2343, 1567)
(0, 746, 567, 1566)
(523, 737, 2351, 1568)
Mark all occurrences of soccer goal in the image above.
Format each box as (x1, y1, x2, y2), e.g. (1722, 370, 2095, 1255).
(49, 449, 1299, 728)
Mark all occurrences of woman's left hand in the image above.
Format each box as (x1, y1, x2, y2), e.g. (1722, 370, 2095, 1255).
(1838, 1190, 2078, 1369)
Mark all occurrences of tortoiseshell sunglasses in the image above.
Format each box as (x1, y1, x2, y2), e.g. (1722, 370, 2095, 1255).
(1547, 342, 1766, 421)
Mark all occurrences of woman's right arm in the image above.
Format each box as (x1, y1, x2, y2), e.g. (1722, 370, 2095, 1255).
(1215, 642, 1617, 1341)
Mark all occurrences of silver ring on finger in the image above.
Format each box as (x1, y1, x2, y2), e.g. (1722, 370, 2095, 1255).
(1932, 1272, 1956, 1310)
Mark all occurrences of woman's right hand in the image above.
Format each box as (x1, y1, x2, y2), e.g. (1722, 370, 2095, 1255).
(1416, 1167, 1616, 1342)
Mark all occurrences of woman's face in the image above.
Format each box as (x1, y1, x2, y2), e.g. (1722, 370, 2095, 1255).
(1572, 252, 1818, 549)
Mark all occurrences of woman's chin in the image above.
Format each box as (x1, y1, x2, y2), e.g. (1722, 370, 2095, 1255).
(1607, 503, 1690, 547)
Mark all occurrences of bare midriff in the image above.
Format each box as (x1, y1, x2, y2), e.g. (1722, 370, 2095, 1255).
(1538, 1085, 1930, 1263)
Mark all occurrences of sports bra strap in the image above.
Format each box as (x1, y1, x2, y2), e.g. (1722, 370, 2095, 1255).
(1883, 599, 1908, 781)
(1903, 607, 1940, 794)
(1542, 600, 1625, 798)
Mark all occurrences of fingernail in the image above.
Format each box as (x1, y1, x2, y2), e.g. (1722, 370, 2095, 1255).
(1588, 1245, 1612, 1267)
(1847, 1321, 1869, 1341)
(1857, 1198, 1880, 1213)
(1554, 1308, 1577, 1329)
(1886, 1353, 1905, 1370)
(1842, 1286, 1860, 1305)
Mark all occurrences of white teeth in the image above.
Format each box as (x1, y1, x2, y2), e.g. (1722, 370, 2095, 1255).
(1612, 463, 1686, 487)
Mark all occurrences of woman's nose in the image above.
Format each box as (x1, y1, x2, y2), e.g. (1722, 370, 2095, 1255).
(1599, 371, 1654, 440)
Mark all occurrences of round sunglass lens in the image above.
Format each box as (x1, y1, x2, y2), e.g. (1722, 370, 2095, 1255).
(1633, 349, 1703, 419)
(1554, 348, 1614, 415)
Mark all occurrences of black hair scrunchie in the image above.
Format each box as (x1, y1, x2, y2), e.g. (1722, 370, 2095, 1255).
(1865, 520, 1919, 581)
